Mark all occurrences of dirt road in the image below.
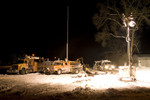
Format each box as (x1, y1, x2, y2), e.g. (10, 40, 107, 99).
(0, 67, 150, 100)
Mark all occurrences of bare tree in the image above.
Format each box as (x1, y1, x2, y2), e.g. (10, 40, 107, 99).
(93, 0, 150, 64)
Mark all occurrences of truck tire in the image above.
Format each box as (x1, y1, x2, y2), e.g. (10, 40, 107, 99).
(45, 70, 51, 75)
(17, 72, 20, 75)
(75, 69, 79, 74)
(43, 69, 46, 74)
(25, 69, 28, 74)
(132, 78, 136, 81)
(57, 69, 61, 75)
(21, 69, 25, 75)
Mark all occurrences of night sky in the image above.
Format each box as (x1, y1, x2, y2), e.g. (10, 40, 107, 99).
(1, 0, 150, 66)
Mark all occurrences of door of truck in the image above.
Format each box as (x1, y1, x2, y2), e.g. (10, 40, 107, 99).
(62, 62, 70, 73)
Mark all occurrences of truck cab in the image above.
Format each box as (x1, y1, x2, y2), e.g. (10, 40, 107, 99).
(7, 54, 40, 74)
(7, 59, 29, 74)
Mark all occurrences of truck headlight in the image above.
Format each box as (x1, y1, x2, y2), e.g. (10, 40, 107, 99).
(105, 65, 109, 69)
(47, 68, 50, 70)
(111, 65, 115, 69)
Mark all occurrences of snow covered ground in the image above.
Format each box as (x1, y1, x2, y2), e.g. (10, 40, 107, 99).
(0, 67, 150, 100)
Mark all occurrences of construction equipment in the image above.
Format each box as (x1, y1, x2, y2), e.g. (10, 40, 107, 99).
(7, 54, 40, 74)
(76, 57, 94, 75)
(37, 58, 51, 73)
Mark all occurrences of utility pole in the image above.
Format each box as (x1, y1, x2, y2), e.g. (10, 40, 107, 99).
(127, 23, 132, 76)
(122, 13, 136, 77)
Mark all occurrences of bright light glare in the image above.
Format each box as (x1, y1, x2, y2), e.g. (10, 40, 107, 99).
(24, 67, 150, 91)
(105, 66, 109, 69)
(111, 65, 115, 69)
(77, 67, 150, 90)
(129, 21, 136, 27)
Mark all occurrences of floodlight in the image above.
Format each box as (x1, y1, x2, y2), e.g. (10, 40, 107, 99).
(129, 21, 136, 27)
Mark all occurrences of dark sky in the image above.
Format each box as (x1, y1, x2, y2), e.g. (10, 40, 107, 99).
(1, 0, 150, 65)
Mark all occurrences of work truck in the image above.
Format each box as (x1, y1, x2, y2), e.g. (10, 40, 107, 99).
(44, 60, 83, 75)
(7, 54, 40, 74)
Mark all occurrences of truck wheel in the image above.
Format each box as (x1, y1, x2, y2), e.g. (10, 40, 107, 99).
(31, 69, 34, 73)
(21, 69, 25, 75)
(57, 69, 61, 75)
(132, 78, 136, 81)
(45, 71, 51, 75)
(43, 69, 46, 74)
(17, 72, 20, 75)
(25, 69, 28, 74)
(75, 69, 79, 74)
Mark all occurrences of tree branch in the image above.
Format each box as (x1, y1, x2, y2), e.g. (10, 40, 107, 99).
(99, 17, 122, 27)
(107, 6, 122, 20)
(133, 42, 140, 53)
(109, 33, 126, 38)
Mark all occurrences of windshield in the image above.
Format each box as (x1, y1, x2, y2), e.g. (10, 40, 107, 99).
(95, 62, 101, 65)
(104, 62, 111, 65)
(53, 62, 63, 65)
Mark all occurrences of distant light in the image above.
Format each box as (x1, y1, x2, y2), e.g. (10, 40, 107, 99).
(129, 21, 136, 27)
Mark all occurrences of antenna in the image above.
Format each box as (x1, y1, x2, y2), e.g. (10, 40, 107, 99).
(66, 6, 69, 61)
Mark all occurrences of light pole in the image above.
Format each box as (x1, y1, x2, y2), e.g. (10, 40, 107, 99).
(66, 6, 69, 61)
(122, 13, 136, 77)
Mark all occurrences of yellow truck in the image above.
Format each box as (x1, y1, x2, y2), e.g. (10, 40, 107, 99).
(45, 60, 83, 75)
(7, 54, 39, 74)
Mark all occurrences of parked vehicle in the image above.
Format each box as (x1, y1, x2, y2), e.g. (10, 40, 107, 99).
(45, 60, 83, 75)
(93, 60, 116, 73)
(7, 54, 40, 74)
(68, 60, 83, 74)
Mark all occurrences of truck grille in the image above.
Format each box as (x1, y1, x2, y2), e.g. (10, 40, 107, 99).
(12, 65, 18, 70)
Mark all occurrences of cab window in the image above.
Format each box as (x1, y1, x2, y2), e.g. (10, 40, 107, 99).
(53, 62, 63, 65)
(65, 63, 68, 65)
